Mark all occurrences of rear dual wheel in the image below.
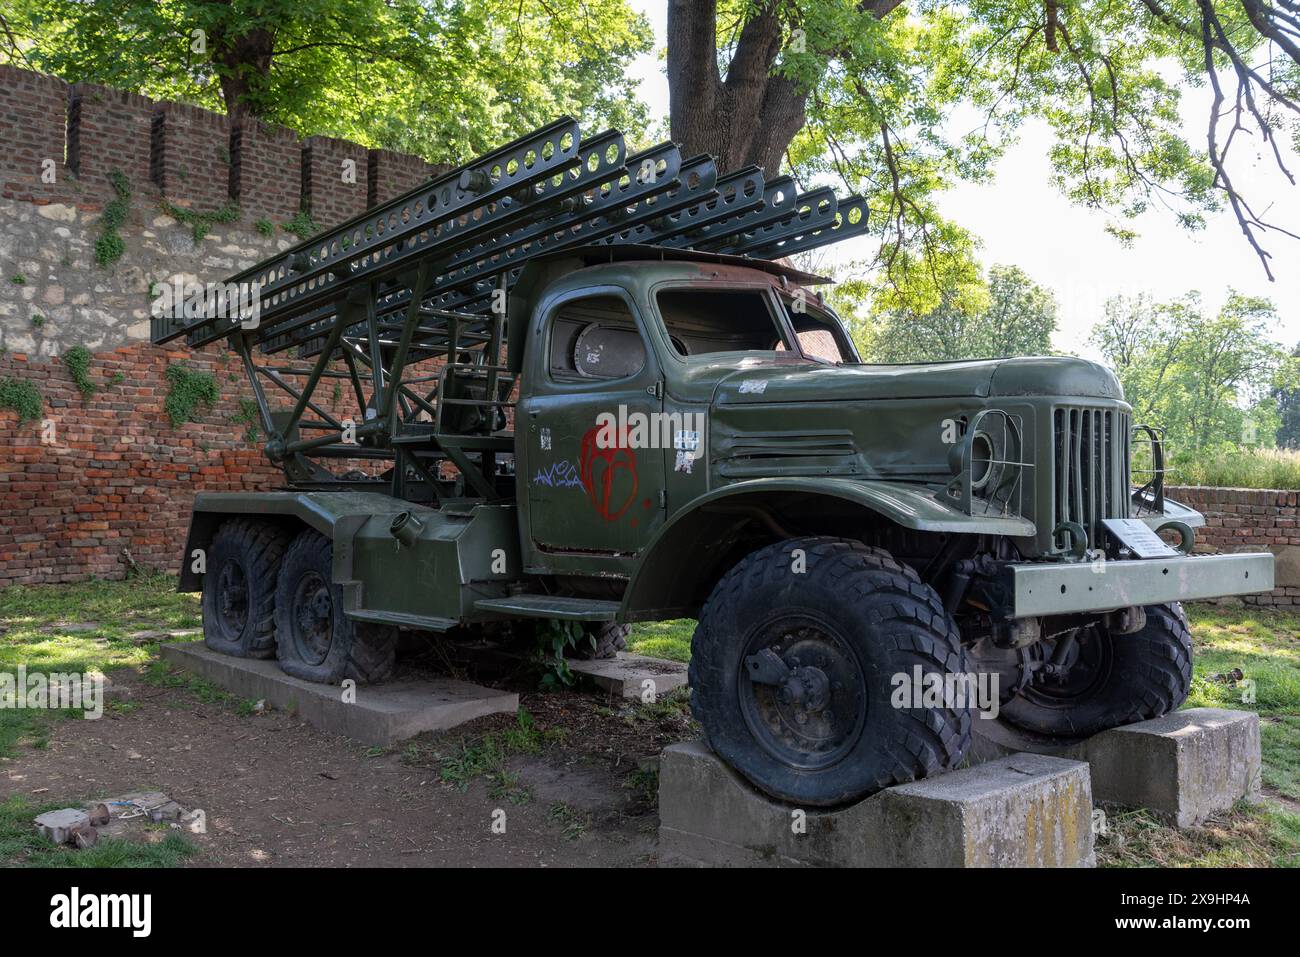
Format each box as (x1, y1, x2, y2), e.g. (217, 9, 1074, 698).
(201, 519, 291, 659)
(200, 520, 396, 684)
(274, 530, 397, 684)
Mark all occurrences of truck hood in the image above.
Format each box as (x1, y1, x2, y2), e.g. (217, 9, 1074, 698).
(697, 355, 1124, 406)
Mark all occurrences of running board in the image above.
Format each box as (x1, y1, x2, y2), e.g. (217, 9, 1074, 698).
(345, 609, 459, 632)
(472, 595, 620, 621)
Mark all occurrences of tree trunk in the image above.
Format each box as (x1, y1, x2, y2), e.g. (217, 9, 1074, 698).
(666, 0, 904, 175)
(211, 26, 276, 123)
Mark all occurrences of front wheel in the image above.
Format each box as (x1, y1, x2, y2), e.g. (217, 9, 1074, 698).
(982, 602, 1193, 748)
(274, 530, 397, 684)
(689, 537, 972, 806)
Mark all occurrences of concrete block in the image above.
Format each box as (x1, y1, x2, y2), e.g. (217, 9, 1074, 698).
(34, 808, 90, 844)
(160, 643, 518, 746)
(1067, 708, 1262, 827)
(568, 652, 688, 700)
(658, 741, 1094, 868)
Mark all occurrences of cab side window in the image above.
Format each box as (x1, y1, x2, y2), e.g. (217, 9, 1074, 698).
(547, 295, 647, 381)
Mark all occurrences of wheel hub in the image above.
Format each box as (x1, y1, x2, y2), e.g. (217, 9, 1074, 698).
(292, 572, 334, 665)
(215, 560, 249, 637)
(740, 620, 866, 771)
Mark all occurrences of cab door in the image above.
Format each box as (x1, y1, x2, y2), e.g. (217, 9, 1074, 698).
(519, 288, 666, 554)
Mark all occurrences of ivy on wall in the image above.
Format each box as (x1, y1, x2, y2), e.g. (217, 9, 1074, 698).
(61, 345, 96, 398)
(163, 363, 218, 428)
(94, 170, 131, 268)
(0, 378, 44, 423)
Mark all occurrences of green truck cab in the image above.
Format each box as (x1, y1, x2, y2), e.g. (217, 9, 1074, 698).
(157, 120, 1274, 805)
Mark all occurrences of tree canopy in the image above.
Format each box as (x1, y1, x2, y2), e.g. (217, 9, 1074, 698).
(1, 0, 653, 164)
(666, 0, 1300, 312)
(861, 263, 1059, 360)
(1089, 290, 1291, 452)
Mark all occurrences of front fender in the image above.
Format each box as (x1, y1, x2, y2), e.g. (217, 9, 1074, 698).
(620, 478, 1035, 620)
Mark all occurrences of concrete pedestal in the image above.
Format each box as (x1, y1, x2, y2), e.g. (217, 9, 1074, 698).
(658, 741, 1095, 868)
(1067, 708, 1262, 827)
(160, 642, 517, 746)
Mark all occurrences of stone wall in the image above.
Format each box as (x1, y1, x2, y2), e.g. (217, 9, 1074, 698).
(0, 66, 450, 585)
(1167, 485, 1300, 608)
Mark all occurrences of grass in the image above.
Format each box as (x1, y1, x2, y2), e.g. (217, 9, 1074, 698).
(415, 708, 560, 804)
(1168, 446, 1300, 489)
(626, 619, 693, 662)
(0, 574, 202, 758)
(0, 794, 195, 867)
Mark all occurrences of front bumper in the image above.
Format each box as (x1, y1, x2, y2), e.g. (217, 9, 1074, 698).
(1005, 552, 1274, 618)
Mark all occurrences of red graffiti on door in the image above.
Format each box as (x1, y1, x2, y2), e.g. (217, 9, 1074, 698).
(579, 425, 638, 521)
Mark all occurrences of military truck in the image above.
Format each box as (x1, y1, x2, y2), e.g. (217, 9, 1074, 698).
(153, 118, 1274, 806)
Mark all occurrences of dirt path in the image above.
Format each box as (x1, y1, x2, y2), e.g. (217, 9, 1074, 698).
(0, 667, 694, 867)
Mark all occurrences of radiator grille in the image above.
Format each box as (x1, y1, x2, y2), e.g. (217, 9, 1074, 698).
(1052, 407, 1130, 551)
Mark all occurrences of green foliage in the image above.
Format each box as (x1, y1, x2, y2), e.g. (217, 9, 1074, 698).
(531, 619, 583, 690)
(8, 274, 25, 285)
(60, 345, 95, 398)
(1275, 343, 1300, 449)
(281, 208, 320, 241)
(93, 169, 130, 268)
(0, 377, 44, 423)
(863, 264, 1058, 362)
(1090, 291, 1290, 453)
(163, 363, 219, 428)
(10, 0, 652, 164)
(160, 199, 240, 243)
(1169, 447, 1300, 491)
(254, 218, 274, 236)
(29, 315, 44, 328)
(230, 397, 260, 445)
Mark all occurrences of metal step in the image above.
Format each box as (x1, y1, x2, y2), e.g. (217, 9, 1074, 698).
(473, 595, 620, 621)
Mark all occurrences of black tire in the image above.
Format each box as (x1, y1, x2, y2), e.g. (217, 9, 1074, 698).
(570, 622, 630, 660)
(998, 602, 1193, 741)
(689, 537, 972, 806)
(201, 518, 291, 659)
(274, 530, 397, 684)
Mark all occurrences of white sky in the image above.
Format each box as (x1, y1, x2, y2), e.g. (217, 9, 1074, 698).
(624, 0, 1300, 358)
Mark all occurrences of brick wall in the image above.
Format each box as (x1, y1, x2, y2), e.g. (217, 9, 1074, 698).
(303, 135, 369, 226)
(229, 118, 301, 222)
(0, 64, 447, 221)
(68, 84, 156, 203)
(150, 102, 230, 212)
(0, 66, 72, 205)
(1167, 485, 1300, 608)
(0, 65, 461, 586)
(0, 343, 282, 585)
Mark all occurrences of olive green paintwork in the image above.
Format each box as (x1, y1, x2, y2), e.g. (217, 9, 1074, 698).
(183, 253, 1274, 626)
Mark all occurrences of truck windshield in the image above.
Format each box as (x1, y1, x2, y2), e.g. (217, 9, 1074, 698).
(655, 288, 791, 358)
